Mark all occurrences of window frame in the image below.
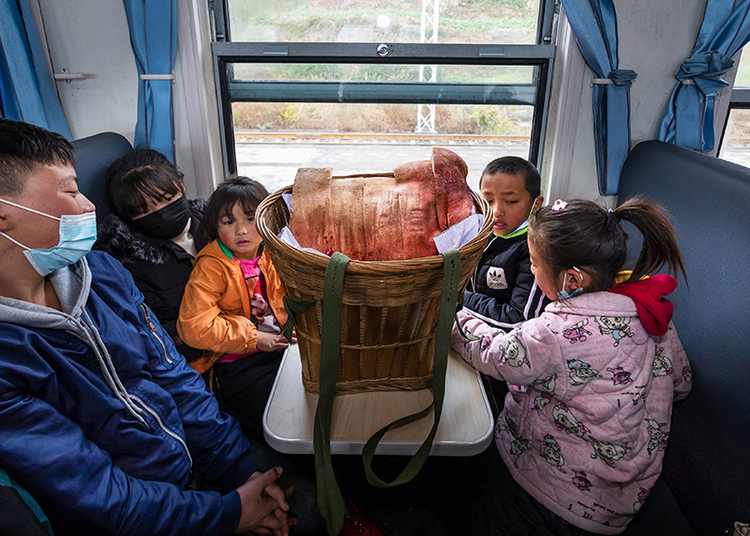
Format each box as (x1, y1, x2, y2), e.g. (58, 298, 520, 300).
(209, 0, 560, 176)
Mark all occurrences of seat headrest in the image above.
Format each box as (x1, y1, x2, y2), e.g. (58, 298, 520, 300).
(71, 132, 133, 224)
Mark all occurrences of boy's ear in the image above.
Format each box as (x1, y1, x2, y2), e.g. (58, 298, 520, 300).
(533, 196, 544, 212)
(0, 205, 12, 232)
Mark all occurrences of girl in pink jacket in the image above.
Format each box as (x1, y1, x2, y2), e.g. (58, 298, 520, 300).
(452, 198, 691, 534)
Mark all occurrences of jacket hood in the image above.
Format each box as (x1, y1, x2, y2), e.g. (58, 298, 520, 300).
(195, 238, 229, 263)
(0, 257, 91, 332)
(95, 199, 205, 264)
(608, 274, 677, 336)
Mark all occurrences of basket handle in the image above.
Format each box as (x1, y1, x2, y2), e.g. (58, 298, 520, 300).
(361, 249, 460, 486)
(313, 250, 461, 535)
(314, 252, 349, 536)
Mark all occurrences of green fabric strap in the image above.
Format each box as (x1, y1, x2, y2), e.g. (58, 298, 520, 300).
(313, 252, 351, 536)
(313, 250, 462, 535)
(282, 295, 317, 342)
(361, 249, 461, 487)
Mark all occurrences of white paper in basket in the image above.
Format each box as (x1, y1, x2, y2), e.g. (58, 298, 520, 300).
(432, 213, 484, 253)
(277, 190, 484, 256)
(277, 227, 330, 258)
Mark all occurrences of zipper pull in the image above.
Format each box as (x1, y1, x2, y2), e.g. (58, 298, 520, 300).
(141, 304, 156, 331)
(140, 304, 172, 364)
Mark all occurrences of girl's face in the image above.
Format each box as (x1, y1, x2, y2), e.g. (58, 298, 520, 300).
(528, 238, 561, 301)
(130, 184, 184, 220)
(217, 201, 262, 260)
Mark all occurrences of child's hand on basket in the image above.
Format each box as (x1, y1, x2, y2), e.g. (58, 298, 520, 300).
(257, 331, 290, 353)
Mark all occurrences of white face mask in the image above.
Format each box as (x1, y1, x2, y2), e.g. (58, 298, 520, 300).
(0, 198, 97, 276)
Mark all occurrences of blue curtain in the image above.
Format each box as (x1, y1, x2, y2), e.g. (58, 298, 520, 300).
(560, 0, 636, 196)
(657, 0, 750, 151)
(122, 0, 177, 162)
(0, 0, 71, 139)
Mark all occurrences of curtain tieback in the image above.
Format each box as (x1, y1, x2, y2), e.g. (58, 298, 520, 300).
(140, 74, 175, 80)
(676, 50, 733, 94)
(591, 69, 637, 87)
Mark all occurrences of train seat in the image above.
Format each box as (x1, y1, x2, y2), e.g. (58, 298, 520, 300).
(618, 140, 750, 536)
(71, 132, 133, 224)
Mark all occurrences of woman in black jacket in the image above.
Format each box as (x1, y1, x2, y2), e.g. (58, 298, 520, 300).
(94, 149, 205, 362)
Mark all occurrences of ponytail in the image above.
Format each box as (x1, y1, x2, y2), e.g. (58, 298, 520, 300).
(614, 197, 686, 285)
(529, 197, 686, 292)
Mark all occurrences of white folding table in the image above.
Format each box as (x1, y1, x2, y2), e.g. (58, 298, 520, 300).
(263, 344, 494, 456)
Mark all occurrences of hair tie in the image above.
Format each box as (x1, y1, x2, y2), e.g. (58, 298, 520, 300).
(606, 209, 621, 231)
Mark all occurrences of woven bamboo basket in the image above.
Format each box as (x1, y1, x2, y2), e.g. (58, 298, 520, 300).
(256, 179, 493, 394)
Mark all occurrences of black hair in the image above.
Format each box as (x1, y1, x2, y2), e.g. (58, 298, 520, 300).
(528, 197, 686, 292)
(480, 156, 541, 199)
(199, 176, 269, 244)
(0, 118, 76, 196)
(105, 149, 185, 220)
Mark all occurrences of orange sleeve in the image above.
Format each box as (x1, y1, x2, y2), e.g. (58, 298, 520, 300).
(177, 255, 257, 355)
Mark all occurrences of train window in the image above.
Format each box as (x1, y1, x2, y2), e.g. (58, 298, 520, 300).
(210, 0, 558, 190)
(224, 0, 542, 45)
(719, 50, 750, 167)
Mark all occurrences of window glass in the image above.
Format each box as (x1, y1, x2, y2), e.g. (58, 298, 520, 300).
(733, 48, 750, 87)
(719, 51, 750, 165)
(233, 102, 532, 192)
(719, 109, 750, 167)
(232, 102, 533, 136)
(213, 0, 555, 188)
(232, 63, 534, 84)
(227, 0, 542, 45)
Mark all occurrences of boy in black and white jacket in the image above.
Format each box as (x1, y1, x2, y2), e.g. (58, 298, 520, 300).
(464, 156, 549, 329)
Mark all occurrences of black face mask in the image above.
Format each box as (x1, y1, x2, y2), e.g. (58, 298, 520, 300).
(129, 195, 191, 240)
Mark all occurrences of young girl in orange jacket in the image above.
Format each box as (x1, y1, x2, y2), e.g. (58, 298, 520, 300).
(178, 176, 289, 443)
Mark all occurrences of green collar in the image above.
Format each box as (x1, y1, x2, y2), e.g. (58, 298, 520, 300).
(217, 237, 234, 259)
(217, 238, 264, 260)
(498, 226, 529, 240)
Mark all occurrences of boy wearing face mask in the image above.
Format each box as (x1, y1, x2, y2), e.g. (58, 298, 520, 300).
(0, 119, 307, 536)
(95, 149, 205, 361)
(463, 156, 549, 328)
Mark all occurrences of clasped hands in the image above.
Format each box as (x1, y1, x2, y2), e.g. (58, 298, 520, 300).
(235, 467, 296, 535)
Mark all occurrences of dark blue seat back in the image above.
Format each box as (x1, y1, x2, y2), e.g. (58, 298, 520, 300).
(71, 132, 133, 224)
(618, 140, 750, 535)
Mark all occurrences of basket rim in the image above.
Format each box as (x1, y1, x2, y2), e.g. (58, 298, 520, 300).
(256, 184, 494, 273)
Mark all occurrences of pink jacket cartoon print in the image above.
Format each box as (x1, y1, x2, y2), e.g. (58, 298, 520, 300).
(451, 280, 691, 535)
